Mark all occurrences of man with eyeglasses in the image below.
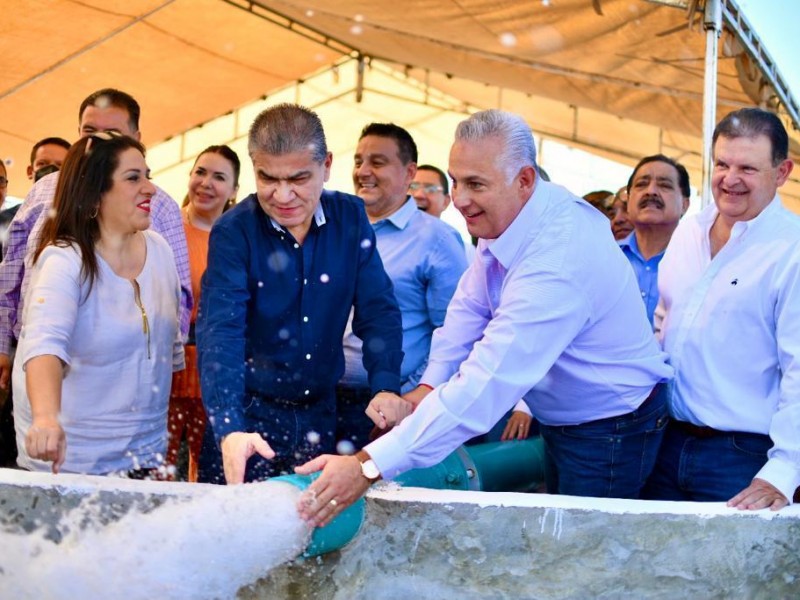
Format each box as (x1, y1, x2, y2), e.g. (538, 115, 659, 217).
(338, 124, 467, 447)
(410, 164, 451, 218)
(0, 88, 191, 469)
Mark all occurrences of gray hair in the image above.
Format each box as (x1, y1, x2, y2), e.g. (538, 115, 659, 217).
(248, 103, 328, 162)
(454, 110, 537, 180)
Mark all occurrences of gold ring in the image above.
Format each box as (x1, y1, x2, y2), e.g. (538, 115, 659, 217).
(329, 498, 338, 507)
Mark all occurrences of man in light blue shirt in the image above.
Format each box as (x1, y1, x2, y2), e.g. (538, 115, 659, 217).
(337, 123, 467, 447)
(618, 154, 690, 326)
(298, 110, 674, 527)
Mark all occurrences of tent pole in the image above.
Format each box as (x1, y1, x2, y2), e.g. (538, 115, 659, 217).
(701, 0, 722, 207)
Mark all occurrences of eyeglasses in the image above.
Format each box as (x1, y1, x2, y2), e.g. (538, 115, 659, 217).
(0, 176, 7, 188)
(84, 130, 123, 155)
(409, 182, 444, 194)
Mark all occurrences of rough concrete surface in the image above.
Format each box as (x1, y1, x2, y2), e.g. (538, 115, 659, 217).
(1, 470, 799, 599)
(247, 491, 800, 600)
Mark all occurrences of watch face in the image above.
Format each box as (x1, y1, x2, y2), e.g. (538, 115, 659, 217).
(361, 459, 380, 480)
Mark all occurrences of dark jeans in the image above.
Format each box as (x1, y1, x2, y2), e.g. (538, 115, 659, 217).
(198, 391, 337, 484)
(539, 382, 669, 499)
(335, 385, 374, 450)
(642, 421, 771, 502)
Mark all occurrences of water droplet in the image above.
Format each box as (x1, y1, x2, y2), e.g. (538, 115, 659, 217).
(278, 328, 290, 340)
(306, 431, 321, 445)
(320, 273, 330, 283)
(360, 238, 372, 249)
(336, 440, 356, 455)
(267, 251, 290, 273)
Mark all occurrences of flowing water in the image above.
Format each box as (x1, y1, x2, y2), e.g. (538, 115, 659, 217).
(0, 479, 311, 599)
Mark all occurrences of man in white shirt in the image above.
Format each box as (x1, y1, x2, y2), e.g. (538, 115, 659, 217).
(296, 109, 673, 526)
(646, 107, 800, 511)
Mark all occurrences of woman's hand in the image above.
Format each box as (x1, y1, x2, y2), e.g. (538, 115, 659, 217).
(26, 415, 66, 473)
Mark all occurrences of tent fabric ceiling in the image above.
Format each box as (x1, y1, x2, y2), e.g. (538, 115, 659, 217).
(2, 0, 799, 207)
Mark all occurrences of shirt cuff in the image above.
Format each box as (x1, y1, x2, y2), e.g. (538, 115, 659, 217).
(364, 431, 406, 481)
(513, 400, 532, 416)
(420, 362, 453, 388)
(209, 406, 247, 448)
(755, 457, 800, 504)
(369, 370, 401, 397)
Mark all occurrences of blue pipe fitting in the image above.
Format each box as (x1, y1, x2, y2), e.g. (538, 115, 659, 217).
(272, 473, 365, 558)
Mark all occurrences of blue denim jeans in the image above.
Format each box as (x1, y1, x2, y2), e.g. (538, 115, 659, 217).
(198, 391, 337, 484)
(539, 383, 669, 499)
(641, 422, 771, 502)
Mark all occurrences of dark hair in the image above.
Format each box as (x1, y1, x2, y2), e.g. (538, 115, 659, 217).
(248, 103, 327, 162)
(359, 123, 418, 165)
(29, 137, 71, 167)
(626, 154, 691, 198)
(34, 133, 146, 291)
(582, 190, 614, 212)
(78, 89, 141, 133)
(713, 107, 788, 166)
(183, 144, 241, 212)
(416, 164, 448, 194)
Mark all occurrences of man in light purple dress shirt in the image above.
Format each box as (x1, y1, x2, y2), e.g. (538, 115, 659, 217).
(0, 89, 191, 465)
(297, 109, 673, 528)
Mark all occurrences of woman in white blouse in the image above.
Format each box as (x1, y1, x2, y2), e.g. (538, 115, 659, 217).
(13, 132, 184, 477)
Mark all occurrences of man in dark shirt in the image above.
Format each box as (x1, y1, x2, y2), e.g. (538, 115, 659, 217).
(196, 103, 403, 485)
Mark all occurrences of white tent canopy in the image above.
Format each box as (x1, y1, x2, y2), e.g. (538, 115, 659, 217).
(2, 0, 799, 211)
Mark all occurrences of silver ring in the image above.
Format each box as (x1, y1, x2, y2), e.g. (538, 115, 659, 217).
(329, 498, 338, 508)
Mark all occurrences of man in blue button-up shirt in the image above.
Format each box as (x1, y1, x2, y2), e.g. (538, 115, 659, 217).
(196, 104, 403, 485)
(618, 154, 690, 326)
(337, 124, 467, 446)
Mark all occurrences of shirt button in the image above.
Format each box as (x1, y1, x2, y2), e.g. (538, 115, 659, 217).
(303, 316, 309, 323)
(305, 354, 311, 360)
(645, 266, 651, 271)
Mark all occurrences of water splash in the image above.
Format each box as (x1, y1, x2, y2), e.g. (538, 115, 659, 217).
(0, 480, 311, 599)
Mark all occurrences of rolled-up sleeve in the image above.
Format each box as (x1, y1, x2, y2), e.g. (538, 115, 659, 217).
(19, 247, 81, 371)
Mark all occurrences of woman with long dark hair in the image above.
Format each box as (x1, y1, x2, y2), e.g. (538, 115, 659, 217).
(14, 132, 184, 476)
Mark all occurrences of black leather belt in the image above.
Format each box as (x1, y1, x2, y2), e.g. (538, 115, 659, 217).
(671, 420, 728, 439)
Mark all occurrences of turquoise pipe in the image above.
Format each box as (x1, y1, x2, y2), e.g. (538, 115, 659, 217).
(277, 437, 545, 556)
(273, 472, 365, 558)
(395, 437, 545, 493)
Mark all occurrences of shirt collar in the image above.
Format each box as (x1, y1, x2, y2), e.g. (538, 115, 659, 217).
(618, 231, 644, 258)
(480, 179, 552, 269)
(268, 198, 327, 233)
(698, 193, 781, 237)
(375, 197, 417, 230)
